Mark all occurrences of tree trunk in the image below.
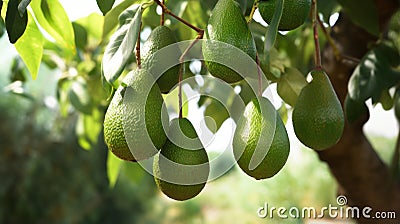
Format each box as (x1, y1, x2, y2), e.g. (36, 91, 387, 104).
(317, 1, 400, 223)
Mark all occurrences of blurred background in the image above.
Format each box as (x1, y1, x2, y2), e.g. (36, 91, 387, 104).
(0, 0, 398, 223)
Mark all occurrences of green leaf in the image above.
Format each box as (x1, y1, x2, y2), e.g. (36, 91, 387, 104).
(348, 43, 400, 103)
(237, 79, 257, 105)
(277, 67, 307, 107)
(72, 22, 88, 50)
(107, 150, 123, 188)
(336, 0, 379, 36)
(394, 89, 400, 120)
(97, 0, 116, 15)
(171, 1, 208, 40)
(344, 95, 369, 123)
(0, 15, 6, 39)
(264, 0, 283, 52)
(204, 98, 229, 133)
(198, 77, 248, 130)
(68, 78, 93, 115)
(76, 108, 102, 150)
(10, 58, 27, 82)
(278, 103, 288, 124)
(379, 89, 394, 111)
(75, 13, 104, 41)
(57, 78, 72, 117)
(141, 4, 159, 28)
(103, 0, 138, 39)
(234, 0, 247, 13)
(260, 47, 286, 81)
(317, 0, 339, 21)
(18, 0, 31, 16)
(122, 162, 145, 183)
(5, 0, 28, 43)
(102, 5, 142, 84)
(31, 0, 76, 56)
(249, 21, 268, 52)
(15, 12, 44, 80)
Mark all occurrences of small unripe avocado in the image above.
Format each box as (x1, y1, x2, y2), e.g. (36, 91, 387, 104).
(141, 26, 181, 93)
(258, 0, 311, 31)
(203, 0, 257, 83)
(103, 69, 169, 161)
(153, 118, 209, 201)
(233, 97, 290, 179)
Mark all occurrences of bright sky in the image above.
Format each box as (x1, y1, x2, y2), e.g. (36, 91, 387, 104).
(59, 0, 399, 148)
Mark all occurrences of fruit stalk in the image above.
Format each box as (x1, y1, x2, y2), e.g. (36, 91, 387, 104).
(247, 0, 260, 23)
(154, 0, 203, 33)
(311, 0, 322, 69)
(178, 64, 183, 118)
(136, 22, 142, 69)
(177, 33, 204, 118)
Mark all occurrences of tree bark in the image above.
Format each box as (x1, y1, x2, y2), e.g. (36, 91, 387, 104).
(317, 1, 400, 223)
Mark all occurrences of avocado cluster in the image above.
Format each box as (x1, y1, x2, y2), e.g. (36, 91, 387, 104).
(103, 0, 345, 201)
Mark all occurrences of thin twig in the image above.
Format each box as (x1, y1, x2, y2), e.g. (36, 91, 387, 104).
(317, 16, 340, 61)
(153, 0, 205, 117)
(136, 22, 142, 69)
(178, 63, 184, 118)
(178, 32, 204, 118)
(247, 0, 260, 23)
(311, 0, 322, 69)
(160, 0, 165, 26)
(179, 32, 204, 62)
(317, 15, 361, 66)
(154, 0, 203, 33)
(341, 55, 361, 66)
(317, 16, 361, 66)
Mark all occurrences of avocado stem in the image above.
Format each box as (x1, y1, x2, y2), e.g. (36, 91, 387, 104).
(177, 34, 204, 118)
(136, 22, 142, 69)
(178, 63, 183, 118)
(311, 0, 322, 69)
(247, 0, 260, 23)
(154, 0, 204, 33)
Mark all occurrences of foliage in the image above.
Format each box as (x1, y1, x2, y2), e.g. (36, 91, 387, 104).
(0, 92, 157, 223)
(0, 0, 399, 200)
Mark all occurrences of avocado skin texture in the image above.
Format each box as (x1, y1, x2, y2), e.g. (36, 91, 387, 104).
(154, 118, 209, 201)
(292, 70, 344, 150)
(103, 69, 168, 161)
(141, 26, 181, 93)
(203, 0, 257, 84)
(233, 98, 290, 179)
(258, 0, 311, 31)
